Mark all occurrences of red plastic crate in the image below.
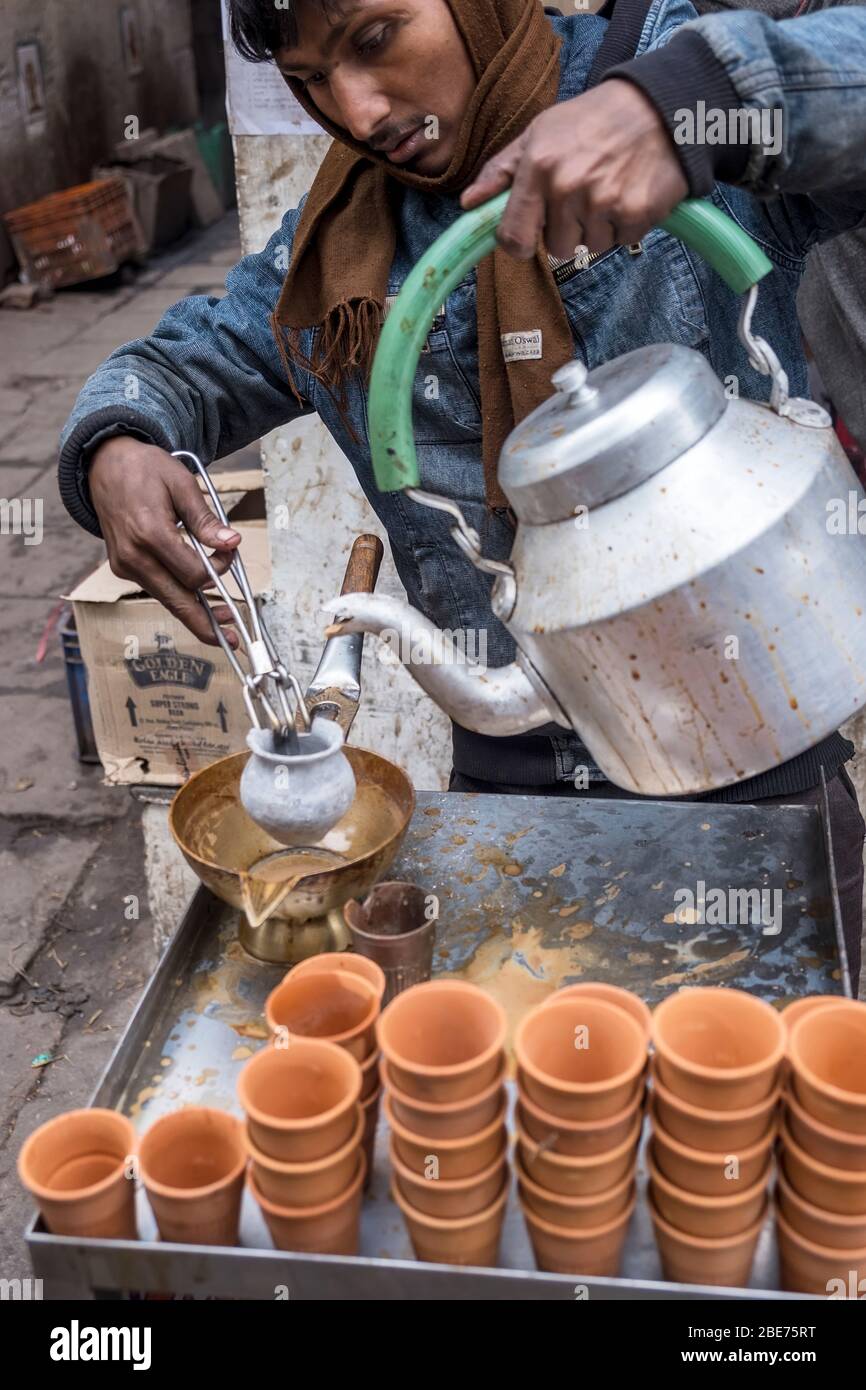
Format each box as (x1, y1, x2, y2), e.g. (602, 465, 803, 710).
(4, 177, 145, 289)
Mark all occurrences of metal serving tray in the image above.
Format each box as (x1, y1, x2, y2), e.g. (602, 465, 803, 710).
(28, 789, 847, 1300)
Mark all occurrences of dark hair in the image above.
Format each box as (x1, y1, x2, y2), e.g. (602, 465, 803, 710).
(228, 0, 337, 62)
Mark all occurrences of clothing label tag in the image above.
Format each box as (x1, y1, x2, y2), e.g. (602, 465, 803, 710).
(502, 330, 543, 362)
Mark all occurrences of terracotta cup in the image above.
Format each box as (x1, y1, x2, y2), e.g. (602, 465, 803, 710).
(237, 1037, 362, 1162)
(139, 1108, 246, 1246)
(520, 1187, 636, 1276)
(385, 1092, 507, 1180)
(781, 995, 843, 1034)
(361, 1084, 381, 1189)
(245, 1107, 363, 1208)
(383, 1057, 506, 1141)
(359, 1047, 380, 1101)
(779, 1120, 866, 1215)
(516, 1111, 642, 1198)
(377, 980, 506, 1102)
(651, 1060, 780, 1152)
(17, 1108, 136, 1240)
(650, 1099, 776, 1196)
(646, 1145, 770, 1240)
(515, 997, 647, 1121)
(518, 1083, 645, 1159)
(784, 1085, 866, 1172)
(250, 1152, 366, 1255)
(788, 1000, 866, 1135)
(390, 1172, 509, 1266)
(543, 982, 652, 1043)
(776, 1204, 866, 1297)
(289, 951, 387, 1003)
(652, 987, 785, 1111)
(778, 996, 841, 1087)
(649, 1192, 767, 1288)
(391, 1141, 508, 1219)
(515, 1149, 636, 1231)
(776, 1166, 866, 1251)
(265, 970, 379, 1061)
(344, 882, 437, 1006)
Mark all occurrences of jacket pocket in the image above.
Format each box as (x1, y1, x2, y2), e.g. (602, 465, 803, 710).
(556, 228, 709, 369)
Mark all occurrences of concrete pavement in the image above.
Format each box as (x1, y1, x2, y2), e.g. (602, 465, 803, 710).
(0, 212, 245, 1282)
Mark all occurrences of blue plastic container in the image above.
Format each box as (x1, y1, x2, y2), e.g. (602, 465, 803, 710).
(59, 606, 100, 764)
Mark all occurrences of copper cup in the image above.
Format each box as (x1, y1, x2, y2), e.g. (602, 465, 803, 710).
(343, 882, 436, 1007)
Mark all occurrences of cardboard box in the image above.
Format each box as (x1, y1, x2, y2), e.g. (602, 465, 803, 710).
(65, 521, 271, 786)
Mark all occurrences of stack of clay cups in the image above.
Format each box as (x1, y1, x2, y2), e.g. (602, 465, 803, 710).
(514, 987, 649, 1276)
(266, 953, 385, 1188)
(18, 1108, 138, 1240)
(379, 979, 510, 1266)
(777, 997, 866, 1294)
(649, 987, 784, 1288)
(238, 1037, 366, 1254)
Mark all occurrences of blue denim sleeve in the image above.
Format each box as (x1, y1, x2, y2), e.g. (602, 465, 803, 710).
(682, 8, 866, 249)
(58, 206, 312, 535)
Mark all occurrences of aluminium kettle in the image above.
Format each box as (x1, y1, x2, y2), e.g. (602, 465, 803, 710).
(325, 194, 866, 796)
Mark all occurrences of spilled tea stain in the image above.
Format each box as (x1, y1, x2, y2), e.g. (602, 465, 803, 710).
(655, 948, 749, 987)
(442, 920, 596, 1064)
(473, 845, 524, 879)
(129, 1085, 161, 1117)
(231, 1020, 269, 1040)
(594, 884, 621, 907)
(663, 906, 700, 925)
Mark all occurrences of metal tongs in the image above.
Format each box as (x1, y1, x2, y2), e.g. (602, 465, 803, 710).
(172, 450, 310, 744)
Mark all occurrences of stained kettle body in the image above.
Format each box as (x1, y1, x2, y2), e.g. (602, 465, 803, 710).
(326, 197, 866, 796)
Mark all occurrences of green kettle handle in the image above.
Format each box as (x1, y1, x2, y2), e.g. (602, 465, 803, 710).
(368, 192, 773, 493)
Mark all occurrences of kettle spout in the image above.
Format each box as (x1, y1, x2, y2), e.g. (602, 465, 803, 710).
(324, 593, 562, 736)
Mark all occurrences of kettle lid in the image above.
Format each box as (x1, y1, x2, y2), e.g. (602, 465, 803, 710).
(498, 343, 726, 524)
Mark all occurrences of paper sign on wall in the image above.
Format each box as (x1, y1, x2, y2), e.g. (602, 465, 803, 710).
(221, 0, 323, 136)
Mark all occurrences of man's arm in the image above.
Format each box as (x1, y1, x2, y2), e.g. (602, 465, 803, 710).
(462, 5, 866, 257)
(58, 207, 312, 644)
(607, 6, 866, 216)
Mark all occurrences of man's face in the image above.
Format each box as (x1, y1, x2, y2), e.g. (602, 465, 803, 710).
(276, 1, 476, 175)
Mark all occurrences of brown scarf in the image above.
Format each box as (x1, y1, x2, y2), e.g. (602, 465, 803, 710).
(272, 0, 574, 508)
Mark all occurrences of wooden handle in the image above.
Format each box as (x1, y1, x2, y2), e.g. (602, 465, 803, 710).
(340, 533, 384, 596)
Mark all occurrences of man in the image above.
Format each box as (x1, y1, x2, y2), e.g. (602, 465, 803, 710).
(58, 0, 866, 983)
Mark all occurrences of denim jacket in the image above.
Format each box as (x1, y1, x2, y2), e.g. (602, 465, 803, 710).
(59, 1, 866, 790)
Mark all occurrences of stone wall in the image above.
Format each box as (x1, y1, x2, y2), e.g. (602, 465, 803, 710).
(0, 0, 199, 273)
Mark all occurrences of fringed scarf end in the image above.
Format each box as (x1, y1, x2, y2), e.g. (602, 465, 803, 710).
(270, 298, 383, 445)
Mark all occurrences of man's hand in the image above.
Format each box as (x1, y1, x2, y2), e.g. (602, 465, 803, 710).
(88, 437, 242, 647)
(461, 80, 688, 259)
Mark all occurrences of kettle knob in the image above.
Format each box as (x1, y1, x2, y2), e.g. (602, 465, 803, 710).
(552, 359, 598, 406)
